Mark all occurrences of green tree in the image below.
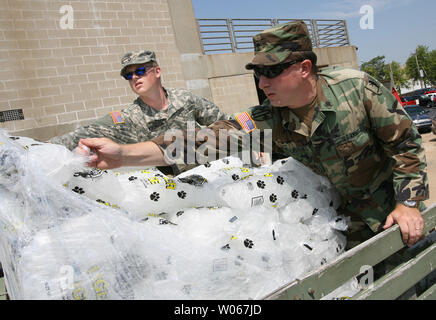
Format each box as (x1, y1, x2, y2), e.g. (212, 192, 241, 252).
(360, 56, 408, 92)
(427, 49, 436, 85)
(405, 45, 436, 87)
(384, 61, 408, 91)
(360, 55, 387, 81)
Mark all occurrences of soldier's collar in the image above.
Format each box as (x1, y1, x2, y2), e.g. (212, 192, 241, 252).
(316, 76, 337, 112)
(135, 87, 171, 117)
(280, 89, 317, 130)
(136, 97, 148, 110)
(164, 87, 186, 119)
(279, 107, 310, 136)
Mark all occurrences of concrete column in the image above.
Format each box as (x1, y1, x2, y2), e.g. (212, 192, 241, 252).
(166, 0, 213, 100)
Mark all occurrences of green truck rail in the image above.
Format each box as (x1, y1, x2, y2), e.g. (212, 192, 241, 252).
(262, 204, 436, 300)
(1, 205, 435, 300)
(0, 276, 5, 300)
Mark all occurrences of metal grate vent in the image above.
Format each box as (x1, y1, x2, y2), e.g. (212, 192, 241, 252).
(0, 109, 24, 122)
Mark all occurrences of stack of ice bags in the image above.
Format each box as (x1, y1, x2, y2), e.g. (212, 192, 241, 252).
(0, 129, 352, 300)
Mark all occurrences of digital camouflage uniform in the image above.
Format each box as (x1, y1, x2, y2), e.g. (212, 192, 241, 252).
(151, 21, 429, 247)
(50, 49, 228, 151)
(49, 87, 229, 151)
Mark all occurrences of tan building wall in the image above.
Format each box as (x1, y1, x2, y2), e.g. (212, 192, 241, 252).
(209, 74, 260, 115)
(314, 46, 359, 69)
(205, 52, 260, 114)
(205, 46, 359, 114)
(0, 0, 187, 140)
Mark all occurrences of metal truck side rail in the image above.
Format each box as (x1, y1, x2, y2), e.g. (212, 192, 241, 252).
(262, 204, 436, 300)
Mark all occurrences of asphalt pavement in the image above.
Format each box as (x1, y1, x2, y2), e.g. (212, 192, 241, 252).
(426, 105, 436, 119)
(421, 122, 436, 207)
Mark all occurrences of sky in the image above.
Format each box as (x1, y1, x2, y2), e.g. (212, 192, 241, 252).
(191, 0, 436, 66)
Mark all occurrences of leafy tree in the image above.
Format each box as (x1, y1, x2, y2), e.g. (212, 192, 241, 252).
(384, 61, 408, 91)
(405, 45, 436, 87)
(360, 55, 387, 81)
(427, 49, 436, 85)
(360, 56, 408, 91)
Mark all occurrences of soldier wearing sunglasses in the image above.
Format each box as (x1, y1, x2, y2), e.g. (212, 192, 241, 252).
(50, 50, 229, 173)
(77, 21, 428, 250)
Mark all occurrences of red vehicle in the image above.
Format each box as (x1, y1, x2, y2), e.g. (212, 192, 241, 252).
(393, 87, 434, 108)
(402, 96, 422, 106)
(392, 87, 411, 107)
(391, 87, 405, 106)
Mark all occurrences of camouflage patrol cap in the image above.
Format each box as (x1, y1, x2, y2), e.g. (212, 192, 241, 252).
(120, 50, 157, 76)
(245, 20, 313, 70)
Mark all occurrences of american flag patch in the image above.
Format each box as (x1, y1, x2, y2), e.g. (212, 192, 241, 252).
(110, 111, 124, 124)
(235, 112, 256, 133)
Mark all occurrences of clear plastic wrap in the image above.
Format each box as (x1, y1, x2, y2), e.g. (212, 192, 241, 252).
(0, 129, 354, 300)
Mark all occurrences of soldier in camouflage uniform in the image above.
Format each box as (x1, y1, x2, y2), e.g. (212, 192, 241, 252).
(49, 50, 228, 152)
(76, 21, 429, 249)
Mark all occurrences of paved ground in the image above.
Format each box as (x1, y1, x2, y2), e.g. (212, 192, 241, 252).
(422, 130, 436, 207)
(426, 105, 436, 120)
(420, 105, 436, 207)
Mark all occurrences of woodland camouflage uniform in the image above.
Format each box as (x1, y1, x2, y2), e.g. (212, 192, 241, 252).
(151, 21, 429, 242)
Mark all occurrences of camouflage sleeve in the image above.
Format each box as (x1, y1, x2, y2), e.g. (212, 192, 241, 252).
(362, 74, 429, 202)
(150, 114, 274, 175)
(150, 119, 240, 160)
(49, 113, 139, 151)
(192, 94, 230, 125)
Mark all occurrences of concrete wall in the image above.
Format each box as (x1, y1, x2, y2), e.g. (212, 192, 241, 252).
(0, 0, 359, 141)
(166, 0, 212, 101)
(0, 0, 187, 140)
(209, 74, 260, 115)
(205, 52, 260, 114)
(204, 46, 359, 114)
(314, 46, 359, 70)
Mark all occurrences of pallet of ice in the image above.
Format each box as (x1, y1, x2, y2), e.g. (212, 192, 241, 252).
(0, 129, 351, 300)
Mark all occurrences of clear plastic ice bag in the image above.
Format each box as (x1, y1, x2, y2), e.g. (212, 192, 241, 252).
(0, 129, 348, 300)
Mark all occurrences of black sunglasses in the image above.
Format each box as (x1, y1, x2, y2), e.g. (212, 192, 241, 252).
(122, 66, 148, 80)
(253, 60, 302, 79)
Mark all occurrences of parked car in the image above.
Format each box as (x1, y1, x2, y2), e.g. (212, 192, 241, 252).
(401, 95, 433, 108)
(400, 96, 418, 106)
(413, 87, 436, 96)
(424, 93, 436, 108)
(404, 105, 432, 132)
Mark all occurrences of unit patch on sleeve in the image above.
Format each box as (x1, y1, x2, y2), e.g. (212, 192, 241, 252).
(110, 111, 125, 124)
(235, 112, 256, 133)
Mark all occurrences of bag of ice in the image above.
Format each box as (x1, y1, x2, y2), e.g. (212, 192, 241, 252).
(0, 130, 350, 300)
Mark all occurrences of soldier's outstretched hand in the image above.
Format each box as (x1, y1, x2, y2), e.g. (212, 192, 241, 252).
(76, 137, 123, 169)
